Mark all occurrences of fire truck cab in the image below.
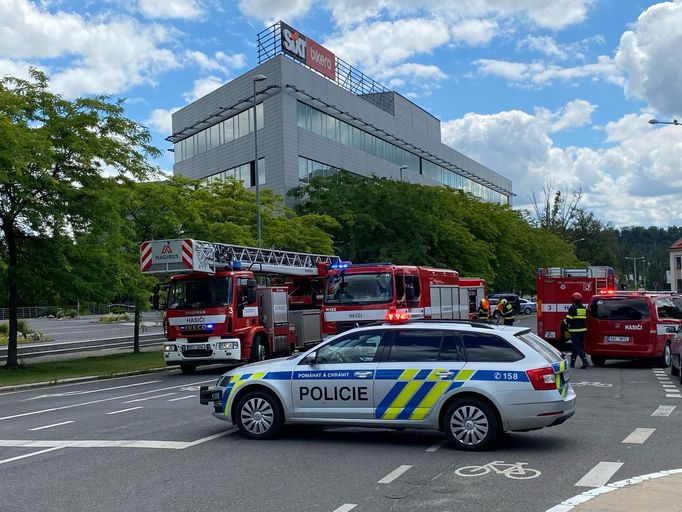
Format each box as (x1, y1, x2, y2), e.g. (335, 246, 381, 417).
(536, 266, 617, 346)
(142, 239, 339, 374)
(320, 263, 468, 336)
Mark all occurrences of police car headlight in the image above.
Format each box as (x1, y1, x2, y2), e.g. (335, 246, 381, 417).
(217, 341, 239, 350)
(217, 375, 232, 387)
(164, 344, 177, 352)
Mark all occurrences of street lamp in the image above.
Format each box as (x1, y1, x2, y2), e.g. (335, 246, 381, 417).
(399, 165, 408, 182)
(252, 74, 267, 248)
(570, 238, 585, 246)
(625, 256, 645, 290)
(648, 118, 680, 126)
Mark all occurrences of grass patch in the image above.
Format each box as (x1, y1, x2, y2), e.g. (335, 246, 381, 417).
(0, 350, 166, 387)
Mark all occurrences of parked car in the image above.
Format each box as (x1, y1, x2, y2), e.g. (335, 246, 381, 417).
(488, 293, 522, 318)
(518, 299, 537, 315)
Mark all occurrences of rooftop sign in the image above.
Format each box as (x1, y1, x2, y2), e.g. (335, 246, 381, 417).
(280, 22, 336, 81)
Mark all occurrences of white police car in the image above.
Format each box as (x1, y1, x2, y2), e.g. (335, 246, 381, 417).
(200, 319, 575, 450)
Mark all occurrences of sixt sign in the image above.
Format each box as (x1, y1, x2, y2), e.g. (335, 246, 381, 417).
(281, 22, 336, 80)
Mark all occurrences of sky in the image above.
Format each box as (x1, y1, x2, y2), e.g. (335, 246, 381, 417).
(1, 0, 682, 227)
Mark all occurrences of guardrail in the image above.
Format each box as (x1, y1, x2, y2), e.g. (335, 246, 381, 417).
(0, 334, 165, 362)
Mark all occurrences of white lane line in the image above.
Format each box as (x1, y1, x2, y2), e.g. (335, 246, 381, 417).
(124, 393, 176, 403)
(652, 405, 677, 416)
(183, 428, 238, 448)
(0, 446, 66, 465)
(168, 395, 194, 402)
(106, 406, 143, 415)
(378, 465, 412, 484)
(666, 394, 682, 398)
(0, 381, 215, 422)
(332, 505, 357, 512)
(575, 462, 623, 487)
(426, 440, 447, 452)
(22, 380, 163, 401)
(662, 384, 677, 387)
(622, 428, 655, 444)
(29, 421, 75, 431)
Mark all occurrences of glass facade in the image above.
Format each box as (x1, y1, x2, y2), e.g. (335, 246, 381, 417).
(174, 103, 264, 164)
(296, 101, 508, 205)
(298, 157, 343, 183)
(205, 158, 265, 188)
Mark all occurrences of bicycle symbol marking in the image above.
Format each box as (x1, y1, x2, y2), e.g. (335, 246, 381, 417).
(572, 381, 612, 387)
(454, 461, 541, 480)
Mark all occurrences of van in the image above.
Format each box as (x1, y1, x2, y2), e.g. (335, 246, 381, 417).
(585, 292, 682, 367)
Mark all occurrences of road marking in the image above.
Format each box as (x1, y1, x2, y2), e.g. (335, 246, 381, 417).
(652, 405, 676, 416)
(622, 428, 655, 444)
(378, 465, 412, 484)
(183, 428, 237, 448)
(426, 440, 447, 452)
(23, 380, 163, 401)
(575, 462, 623, 487)
(0, 381, 215, 422)
(124, 393, 176, 403)
(106, 406, 143, 415)
(332, 505, 357, 512)
(662, 383, 677, 387)
(168, 395, 194, 402)
(0, 446, 66, 465)
(666, 394, 682, 398)
(29, 421, 75, 431)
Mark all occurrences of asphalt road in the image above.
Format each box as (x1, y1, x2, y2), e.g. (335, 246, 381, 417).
(25, 313, 164, 343)
(1, 313, 680, 512)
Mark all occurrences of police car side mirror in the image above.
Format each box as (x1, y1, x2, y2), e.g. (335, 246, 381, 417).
(305, 352, 317, 365)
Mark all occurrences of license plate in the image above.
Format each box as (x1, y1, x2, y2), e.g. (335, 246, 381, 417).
(183, 344, 210, 350)
(607, 336, 629, 343)
(545, 331, 556, 339)
(563, 369, 570, 382)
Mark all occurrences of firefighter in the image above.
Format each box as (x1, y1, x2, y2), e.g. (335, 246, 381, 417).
(500, 298, 515, 326)
(564, 292, 590, 369)
(477, 298, 489, 321)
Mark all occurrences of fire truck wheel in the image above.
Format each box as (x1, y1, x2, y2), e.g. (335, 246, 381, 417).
(236, 390, 283, 440)
(250, 336, 267, 363)
(180, 364, 197, 375)
(591, 356, 606, 367)
(657, 342, 671, 368)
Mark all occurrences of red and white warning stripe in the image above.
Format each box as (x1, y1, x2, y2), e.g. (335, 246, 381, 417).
(140, 242, 152, 272)
(181, 239, 193, 269)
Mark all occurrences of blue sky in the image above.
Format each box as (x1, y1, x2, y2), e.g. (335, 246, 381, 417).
(2, 0, 682, 226)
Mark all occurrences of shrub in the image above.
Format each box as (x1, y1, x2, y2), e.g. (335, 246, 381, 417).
(111, 306, 127, 314)
(17, 319, 32, 336)
(57, 309, 78, 319)
(0, 323, 7, 335)
(99, 313, 131, 323)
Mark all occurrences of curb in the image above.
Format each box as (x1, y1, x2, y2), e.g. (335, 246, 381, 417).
(0, 366, 173, 393)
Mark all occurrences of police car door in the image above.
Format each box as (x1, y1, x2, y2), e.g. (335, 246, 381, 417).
(374, 329, 465, 422)
(292, 329, 386, 420)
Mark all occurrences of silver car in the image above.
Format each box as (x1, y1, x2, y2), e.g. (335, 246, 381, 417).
(200, 320, 575, 450)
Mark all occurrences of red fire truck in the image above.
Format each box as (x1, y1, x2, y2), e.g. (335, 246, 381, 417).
(459, 277, 487, 320)
(536, 266, 618, 346)
(320, 263, 473, 336)
(141, 239, 339, 374)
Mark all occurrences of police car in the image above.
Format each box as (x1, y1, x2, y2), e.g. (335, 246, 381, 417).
(200, 318, 575, 450)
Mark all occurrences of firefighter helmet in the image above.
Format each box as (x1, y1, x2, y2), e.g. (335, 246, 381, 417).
(571, 292, 583, 302)
(499, 298, 507, 305)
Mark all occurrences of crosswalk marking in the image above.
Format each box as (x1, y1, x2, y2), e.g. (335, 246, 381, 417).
(575, 462, 623, 487)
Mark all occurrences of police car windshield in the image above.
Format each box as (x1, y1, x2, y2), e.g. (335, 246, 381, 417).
(167, 277, 232, 310)
(325, 272, 393, 305)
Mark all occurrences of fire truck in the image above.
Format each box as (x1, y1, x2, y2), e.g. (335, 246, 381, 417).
(459, 277, 487, 320)
(141, 239, 339, 374)
(320, 263, 474, 335)
(536, 266, 618, 346)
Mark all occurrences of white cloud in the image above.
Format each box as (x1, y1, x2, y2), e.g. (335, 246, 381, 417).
(615, 0, 682, 117)
(182, 75, 224, 102)
(146, 107, 180, 134)
(519, 35, 568, 60)
(238, 0, 313, 25)
(184, 50, 247, 74)
(450, 19, 498, 46)
(138, 0, 205, 19)
(442, 104, 682, 226)
(0, 58, 36, 80)
(0, 0, 180, 97)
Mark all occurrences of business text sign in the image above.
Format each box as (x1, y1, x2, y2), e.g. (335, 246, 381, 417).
(281, 22, 336, 80)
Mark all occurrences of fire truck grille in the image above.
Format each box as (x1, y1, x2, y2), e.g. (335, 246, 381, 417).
(182, 347, 213, 358)
(336, 321, 373, 334)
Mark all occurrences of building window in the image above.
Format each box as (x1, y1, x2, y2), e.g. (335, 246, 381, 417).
(204, 158, 265, 188)
(296, 101, 508, 205)
(676, 256, 681, 270)
(298, 156, 344, 183)
(678, 279, 682, 292)
(174, 103, 264, 164)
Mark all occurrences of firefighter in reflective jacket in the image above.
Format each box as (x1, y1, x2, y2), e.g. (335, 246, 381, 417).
(500, 299, 515, 325)
(564, 292, 590, 369)
(477, 298, 489, 321)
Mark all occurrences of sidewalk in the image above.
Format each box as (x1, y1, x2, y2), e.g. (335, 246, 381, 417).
(547, 470, 682, 511)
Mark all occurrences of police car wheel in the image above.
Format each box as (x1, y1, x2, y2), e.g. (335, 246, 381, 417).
(445, 398, 498, 451)
(523, 307, 531, 315)
(236, 391, 283, 440)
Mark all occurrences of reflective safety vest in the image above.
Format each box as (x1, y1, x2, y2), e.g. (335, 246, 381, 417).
(502, 302, 514, 321)
(477, 305, 489, 320)
(564, 304, 587, 333)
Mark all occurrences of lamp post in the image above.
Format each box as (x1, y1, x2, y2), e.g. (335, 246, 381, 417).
(399, 165, 408, 182)
(252, 74, 267, 248)
(625, 256, 645, 290)
(648, 118, 680, 126)
(570, 237, 585, 246)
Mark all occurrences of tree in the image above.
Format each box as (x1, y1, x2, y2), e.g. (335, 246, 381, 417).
(529, 182, 583, 238)
(0, 69, 159, 369)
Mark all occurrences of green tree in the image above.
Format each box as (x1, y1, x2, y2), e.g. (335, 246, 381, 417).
(0, 70, 158, 369)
